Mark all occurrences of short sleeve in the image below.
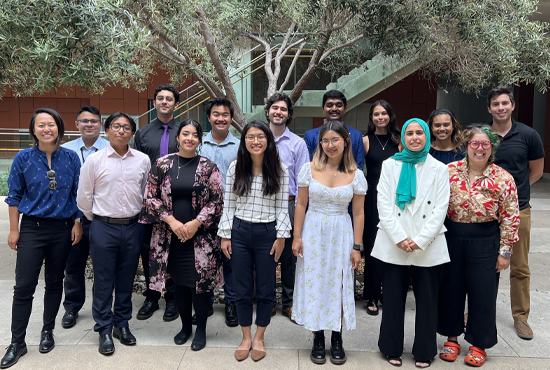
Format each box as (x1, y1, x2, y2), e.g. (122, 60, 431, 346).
(297, 162, 311, 187)
(527, 129, 545, 160)
(352, 169, 367, 195)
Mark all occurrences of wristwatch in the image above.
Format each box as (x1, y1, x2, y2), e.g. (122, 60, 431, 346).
(499, 250, 512, 258)
(75, 217, 82, 223)
(353, 243, 363, 252)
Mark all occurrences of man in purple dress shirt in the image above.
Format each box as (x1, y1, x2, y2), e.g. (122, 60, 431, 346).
(265, 93, 309, 321)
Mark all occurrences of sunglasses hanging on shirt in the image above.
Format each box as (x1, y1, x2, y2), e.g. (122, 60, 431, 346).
(47, 170, 57, 190)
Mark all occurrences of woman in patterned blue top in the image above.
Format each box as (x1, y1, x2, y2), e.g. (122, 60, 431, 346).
(2, 108, 82, 369)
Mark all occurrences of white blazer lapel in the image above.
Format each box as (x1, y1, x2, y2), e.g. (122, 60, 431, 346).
(412, 155, 436, 215)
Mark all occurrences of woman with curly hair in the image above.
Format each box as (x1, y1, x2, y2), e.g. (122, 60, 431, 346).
(427, 109, 465, 165)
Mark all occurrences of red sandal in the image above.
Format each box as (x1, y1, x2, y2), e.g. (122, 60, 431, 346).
(465, 346, 487, 367)
(440, 341, 461, 362)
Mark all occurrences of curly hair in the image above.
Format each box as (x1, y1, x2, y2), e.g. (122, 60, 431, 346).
(427, 108, 463, 153)
(463, 124, 500, 164)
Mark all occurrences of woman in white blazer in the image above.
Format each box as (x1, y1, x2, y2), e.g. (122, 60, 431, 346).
(371, 118, 450, 368)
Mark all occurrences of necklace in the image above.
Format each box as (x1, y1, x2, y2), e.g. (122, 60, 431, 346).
(177, 155, 197, 179)
(374, 134, 389, 150)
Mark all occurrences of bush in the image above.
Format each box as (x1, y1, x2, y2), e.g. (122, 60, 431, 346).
(0, 171, 9, 196)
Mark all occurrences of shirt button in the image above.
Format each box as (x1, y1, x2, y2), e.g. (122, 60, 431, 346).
(427, 201, 431, 204)
(423, 215, 426, 218)
(398, 213, 401, 216)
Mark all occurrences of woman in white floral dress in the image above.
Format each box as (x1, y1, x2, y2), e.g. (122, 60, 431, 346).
(292, 121, 367, 365)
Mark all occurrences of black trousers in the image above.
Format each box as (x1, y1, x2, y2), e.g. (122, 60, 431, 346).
(378, 261, 444, 361)
(141, 224, 174, 302)
(90, 219, 144, 334)
(278, 200, 296, 308)
(231, 218, 278, 327)
(63, 218, 91, 313)
(11, 216, 73, 344)
(438, 220, 500, 349)
(363, 186, 383, 300)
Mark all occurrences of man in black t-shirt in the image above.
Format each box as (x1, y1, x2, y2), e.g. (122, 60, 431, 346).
(488, 85, 544, 340)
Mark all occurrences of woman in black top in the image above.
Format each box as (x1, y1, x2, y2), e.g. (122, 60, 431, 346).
(362, 100, 400, 315)
(427, 109, 465, 165)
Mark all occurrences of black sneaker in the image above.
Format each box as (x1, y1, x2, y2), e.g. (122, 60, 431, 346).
(136, 299, 159, 320)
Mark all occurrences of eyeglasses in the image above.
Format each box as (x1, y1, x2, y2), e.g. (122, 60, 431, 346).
(47, 170, 57, 190)
(156, 96, 174, 102)
(321, 138, 342, 146)
(468, 140, 492, 150)
(77, 119, 101, 125)
(110, 123, 133, 133)
(245, 135, 267, 142)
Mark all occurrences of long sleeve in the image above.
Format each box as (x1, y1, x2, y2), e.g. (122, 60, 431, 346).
(275, 165, 291, 238)
(376, 161, 408, 245)
(498, 177, 520, 252)
(411, 164, 450, 250)
(304, 130, 317, 160)
(217, 161, 237, 239)
(70, 152, 84, 218)
(353, 131, 365, 170)
(5, 154, 25, 207)
(140, 158, 171, 223)
(196, 164, 224, 228)
(76, 157, 95, 221)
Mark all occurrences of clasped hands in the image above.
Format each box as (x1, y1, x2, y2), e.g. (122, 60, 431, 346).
(169, 219, 200, 242)
(396, 238, 420, 253)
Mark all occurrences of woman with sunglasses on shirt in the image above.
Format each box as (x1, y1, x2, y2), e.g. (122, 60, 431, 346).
(2, 108, 82, 369)
(438, 124, 519, 367)
(218, 120, 291, 362)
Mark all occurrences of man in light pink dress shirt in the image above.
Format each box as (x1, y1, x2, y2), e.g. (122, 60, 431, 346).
(77, 112, 151, 356)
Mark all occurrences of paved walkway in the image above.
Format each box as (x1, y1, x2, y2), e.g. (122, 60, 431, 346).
(0, 179, 549, 369)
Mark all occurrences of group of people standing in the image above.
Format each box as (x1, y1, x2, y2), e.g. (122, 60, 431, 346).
(1, 83, 543, 369)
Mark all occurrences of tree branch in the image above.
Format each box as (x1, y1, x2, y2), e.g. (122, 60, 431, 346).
(319, 34, 366, 63)
(278, 39, 307, 93)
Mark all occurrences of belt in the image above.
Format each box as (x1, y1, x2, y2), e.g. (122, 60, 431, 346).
(93, 214, 140, 225)
(288, 196, 295, 201)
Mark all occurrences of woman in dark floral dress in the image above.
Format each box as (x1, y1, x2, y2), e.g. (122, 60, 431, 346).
(140, 119, 224, 351)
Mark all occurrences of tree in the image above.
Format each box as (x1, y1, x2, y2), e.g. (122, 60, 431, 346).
(1, 0, 549, 131)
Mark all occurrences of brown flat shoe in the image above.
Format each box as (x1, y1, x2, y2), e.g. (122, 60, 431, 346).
(251, 348, 266, 362)
(515, 320, 534, 340)
(234, 346, 251, 361)
(281, 307, 297, 324)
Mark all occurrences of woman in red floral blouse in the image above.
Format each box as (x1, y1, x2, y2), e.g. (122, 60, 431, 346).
(438, 124, 519, 367)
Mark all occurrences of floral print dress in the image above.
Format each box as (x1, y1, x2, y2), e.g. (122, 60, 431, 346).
(139, 154, 225, 294)
(292, 163, 367, 331)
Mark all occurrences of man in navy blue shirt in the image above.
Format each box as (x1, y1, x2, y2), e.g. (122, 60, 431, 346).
(303, 90, 364, 170)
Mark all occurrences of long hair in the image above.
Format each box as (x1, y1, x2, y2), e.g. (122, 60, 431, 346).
(233, 120, 282, 197)
(175, 119, 203, 151)
(463, 124, 500, 164)
(29, 108, 65, 150)
(366, 100, 400, 145)
(427, 108, 463, 153)
(312, 120, 357, 173)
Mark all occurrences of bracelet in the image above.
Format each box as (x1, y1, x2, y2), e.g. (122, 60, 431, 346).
(353, 243, 363, 251)
(499, 250, 512, 258)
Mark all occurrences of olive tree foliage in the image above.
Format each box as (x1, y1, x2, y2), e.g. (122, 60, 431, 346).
(0, 0, 152, 97)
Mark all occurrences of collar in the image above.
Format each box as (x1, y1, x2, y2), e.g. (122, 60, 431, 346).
(76, 136, 104, 151)
(456, 158, 492, 180)
(203, 131, 238, 146)
(106, 144, 134, 159)
(154, 118, 177, 129)
(274, 127, 292, 142)
(490, 118, 519, 139)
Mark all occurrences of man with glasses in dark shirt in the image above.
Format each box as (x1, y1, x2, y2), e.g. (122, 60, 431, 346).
(61, 106, 109, 329)
(134, 84, 181, 322)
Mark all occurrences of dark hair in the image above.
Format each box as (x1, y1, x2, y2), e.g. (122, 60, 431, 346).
(487, 85, 515, 107)
(176, 119, 203, 148)
(29, 108, 65, 150)
(264, 93, 293, 126)
(463, 123, 500, 163)
(77, 106, 101, 118)
(322, 90, 347, 108)
(312, 120, 357, 173)
(154, 84, 180, 103)
(104, 112, 137, 133)
(205, 97, 234, 119)
(366, 100, 400, 145)
(427, 108, 463, 152)
(233, 120, 282, 197)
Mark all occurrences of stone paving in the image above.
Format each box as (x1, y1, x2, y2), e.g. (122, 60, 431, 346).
(0, 179, 549, 369)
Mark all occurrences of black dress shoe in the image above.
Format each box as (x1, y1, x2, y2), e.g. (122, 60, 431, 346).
(113, 327, 136, 346)
(192, 307, 214, 325)
(310, 330, 326, 364)
(98, 334, 115, 356)
(39, 330, 55, 354)
(0, 343, 27, 369)
(61, 311, 79, 329)
(174, 329, 192, 345)
(136, 299, 159, 320)
(190, 340, 206, 351)
(330, 331, 346, 365)
(163, 300, 179, 322)
(225, 303, 239, 327)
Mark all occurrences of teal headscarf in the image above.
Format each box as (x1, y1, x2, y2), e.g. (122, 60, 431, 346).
(390, 118, 431, 210)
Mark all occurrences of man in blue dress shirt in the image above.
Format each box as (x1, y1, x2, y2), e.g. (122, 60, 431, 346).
(60, 106, 109, 329)
(303, 90, 364, 170)
(199, 97, 240, 327)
